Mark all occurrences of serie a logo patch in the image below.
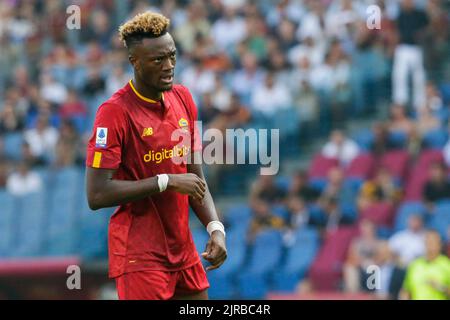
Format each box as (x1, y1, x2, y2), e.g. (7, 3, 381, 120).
(96, 127, 108, 148)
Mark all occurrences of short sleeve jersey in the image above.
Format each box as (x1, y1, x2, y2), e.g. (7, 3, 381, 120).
(86, 81, 202, 278)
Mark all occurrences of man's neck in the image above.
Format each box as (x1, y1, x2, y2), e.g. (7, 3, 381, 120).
(426, 253, 440, 262)
(132, 78, 162, 101)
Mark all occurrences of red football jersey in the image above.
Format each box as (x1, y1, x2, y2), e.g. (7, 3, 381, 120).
(86, 81, 202, 278)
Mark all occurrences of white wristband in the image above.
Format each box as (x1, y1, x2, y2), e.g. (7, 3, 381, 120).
(207, 221, 226, 237)
(157, 174, 169, 192)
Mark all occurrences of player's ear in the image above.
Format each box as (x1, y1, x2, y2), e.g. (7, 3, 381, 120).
(129, 54, 138, 70)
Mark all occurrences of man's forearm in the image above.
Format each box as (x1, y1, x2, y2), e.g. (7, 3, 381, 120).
(190, 189, 220, 227)
(88, 176, 160, 210)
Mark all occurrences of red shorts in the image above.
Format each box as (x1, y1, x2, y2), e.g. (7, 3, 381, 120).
(115, 262, 209, 300)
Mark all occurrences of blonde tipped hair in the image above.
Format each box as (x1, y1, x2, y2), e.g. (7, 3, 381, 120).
(118, 11, 170, 46)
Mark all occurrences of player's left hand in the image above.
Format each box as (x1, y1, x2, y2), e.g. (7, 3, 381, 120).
(201, 230, 227, 271)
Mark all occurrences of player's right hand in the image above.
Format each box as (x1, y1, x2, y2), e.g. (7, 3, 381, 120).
(167, 173, 206, 201)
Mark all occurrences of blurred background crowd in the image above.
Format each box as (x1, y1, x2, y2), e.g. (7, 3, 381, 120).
(0, 0, 449, 299)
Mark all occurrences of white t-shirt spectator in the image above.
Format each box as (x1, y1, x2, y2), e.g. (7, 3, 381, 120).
(24, 126, 59, 159)
(180, 65, 216, 97)
(6, 171, 42, 196)
(211, 16, 247, 50)
(231, 69, 265, 99)
(388, 230, 426, 266)
(40, 80, 68, 105)
(250, 82, 292, 116)
(322, 138, 360, 165)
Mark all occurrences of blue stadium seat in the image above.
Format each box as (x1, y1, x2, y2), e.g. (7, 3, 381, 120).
(439, 83, 450, 105)
(428, 202, 450, 241)
(78, 192, 112, 258)
(236, 230, 283, 299)
(0, 191, 17, 257)
(3, 133, 23, 160)
(271, 227, 319, 292)
(224, 204, 252, 229)
(191, 228, 208, 256)
(275, 176, 290, 194)
(208, 238, 247, 299)
(376, 226, 393, 239)
(14, 192, 46, 257)
(272, 107, 300, 139)
(435, 107, 449, 125)
(340, 201, 358, 223)
(308, 178, 327, 193)
(45, 167, 84, 255)
(388, 131, 408, 149)
(271, 204, 289, 221)
(422, 129, 448, 149)
(352, 129, 373, 151)
(394, 202, 426, 232)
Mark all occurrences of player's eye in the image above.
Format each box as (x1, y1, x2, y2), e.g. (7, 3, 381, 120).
(154, 57, 163, 63)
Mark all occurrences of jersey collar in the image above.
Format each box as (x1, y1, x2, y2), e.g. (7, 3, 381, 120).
(129, 79, 165, 104)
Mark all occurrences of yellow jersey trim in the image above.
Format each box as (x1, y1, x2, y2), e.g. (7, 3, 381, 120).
(93, 151, 102, 168)
(129, 80, 163, 103)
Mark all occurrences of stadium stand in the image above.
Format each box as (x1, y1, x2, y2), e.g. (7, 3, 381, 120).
(0, 0, 449, 299)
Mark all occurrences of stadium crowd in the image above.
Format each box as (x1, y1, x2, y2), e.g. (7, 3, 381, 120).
(0, 0, 449, 299)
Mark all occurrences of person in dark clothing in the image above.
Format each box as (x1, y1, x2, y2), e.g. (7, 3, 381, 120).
(288, 170, 320, 203)
(423, 162, 450, 205)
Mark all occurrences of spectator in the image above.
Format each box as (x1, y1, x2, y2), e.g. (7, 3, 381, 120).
(370, 241, 397, 299)
(388, 214, 426, 267)
(23, 114, 59, 164)
(54, 120, 83, 168)
(321, 130, 360, 166)
(21, 142, 45, 168)
(388, 104, 415, 137)
(173, 1, 211, 55)
(401, 230, 450, 300)
(318, 167, 354, 206)
(423, 162, 450, 206)
(210, 74, 232, 112)
(180, 58, 216, 98)
(358, 167, 402, 210)
(248, 199, 284, 242)
(317, 196, 346, 233)
(290, 56, 320, 133)
(105, 65, 131, 97)
(0, 100, 24, 134)
(82, 67, 106, 97)
(59, 89, 87, 121)
(208, 93, 251, 133)
(231, 51, 265, 101)
(283, 195, 313, 246)
(370, 122, 395, 157)
(39, 72, 68, 106)
(424, 81, 444, 111)
(0, 157, 10, 189)
(416, 105, 441, 136)
(249, 174, 286, 205)
(6, 161, 42, 196)
(199, 92, 221, 128)
(392, 0, 429, 111)
(250, 71, 292, 117)
(211, 6, 247, 51)
(288, 170, 320, 203)
(285, 195, 311, 231)
(343, 220, 382, 293)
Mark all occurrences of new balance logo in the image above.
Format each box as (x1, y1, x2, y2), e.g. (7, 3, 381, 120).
(142, 127, 153, 137)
